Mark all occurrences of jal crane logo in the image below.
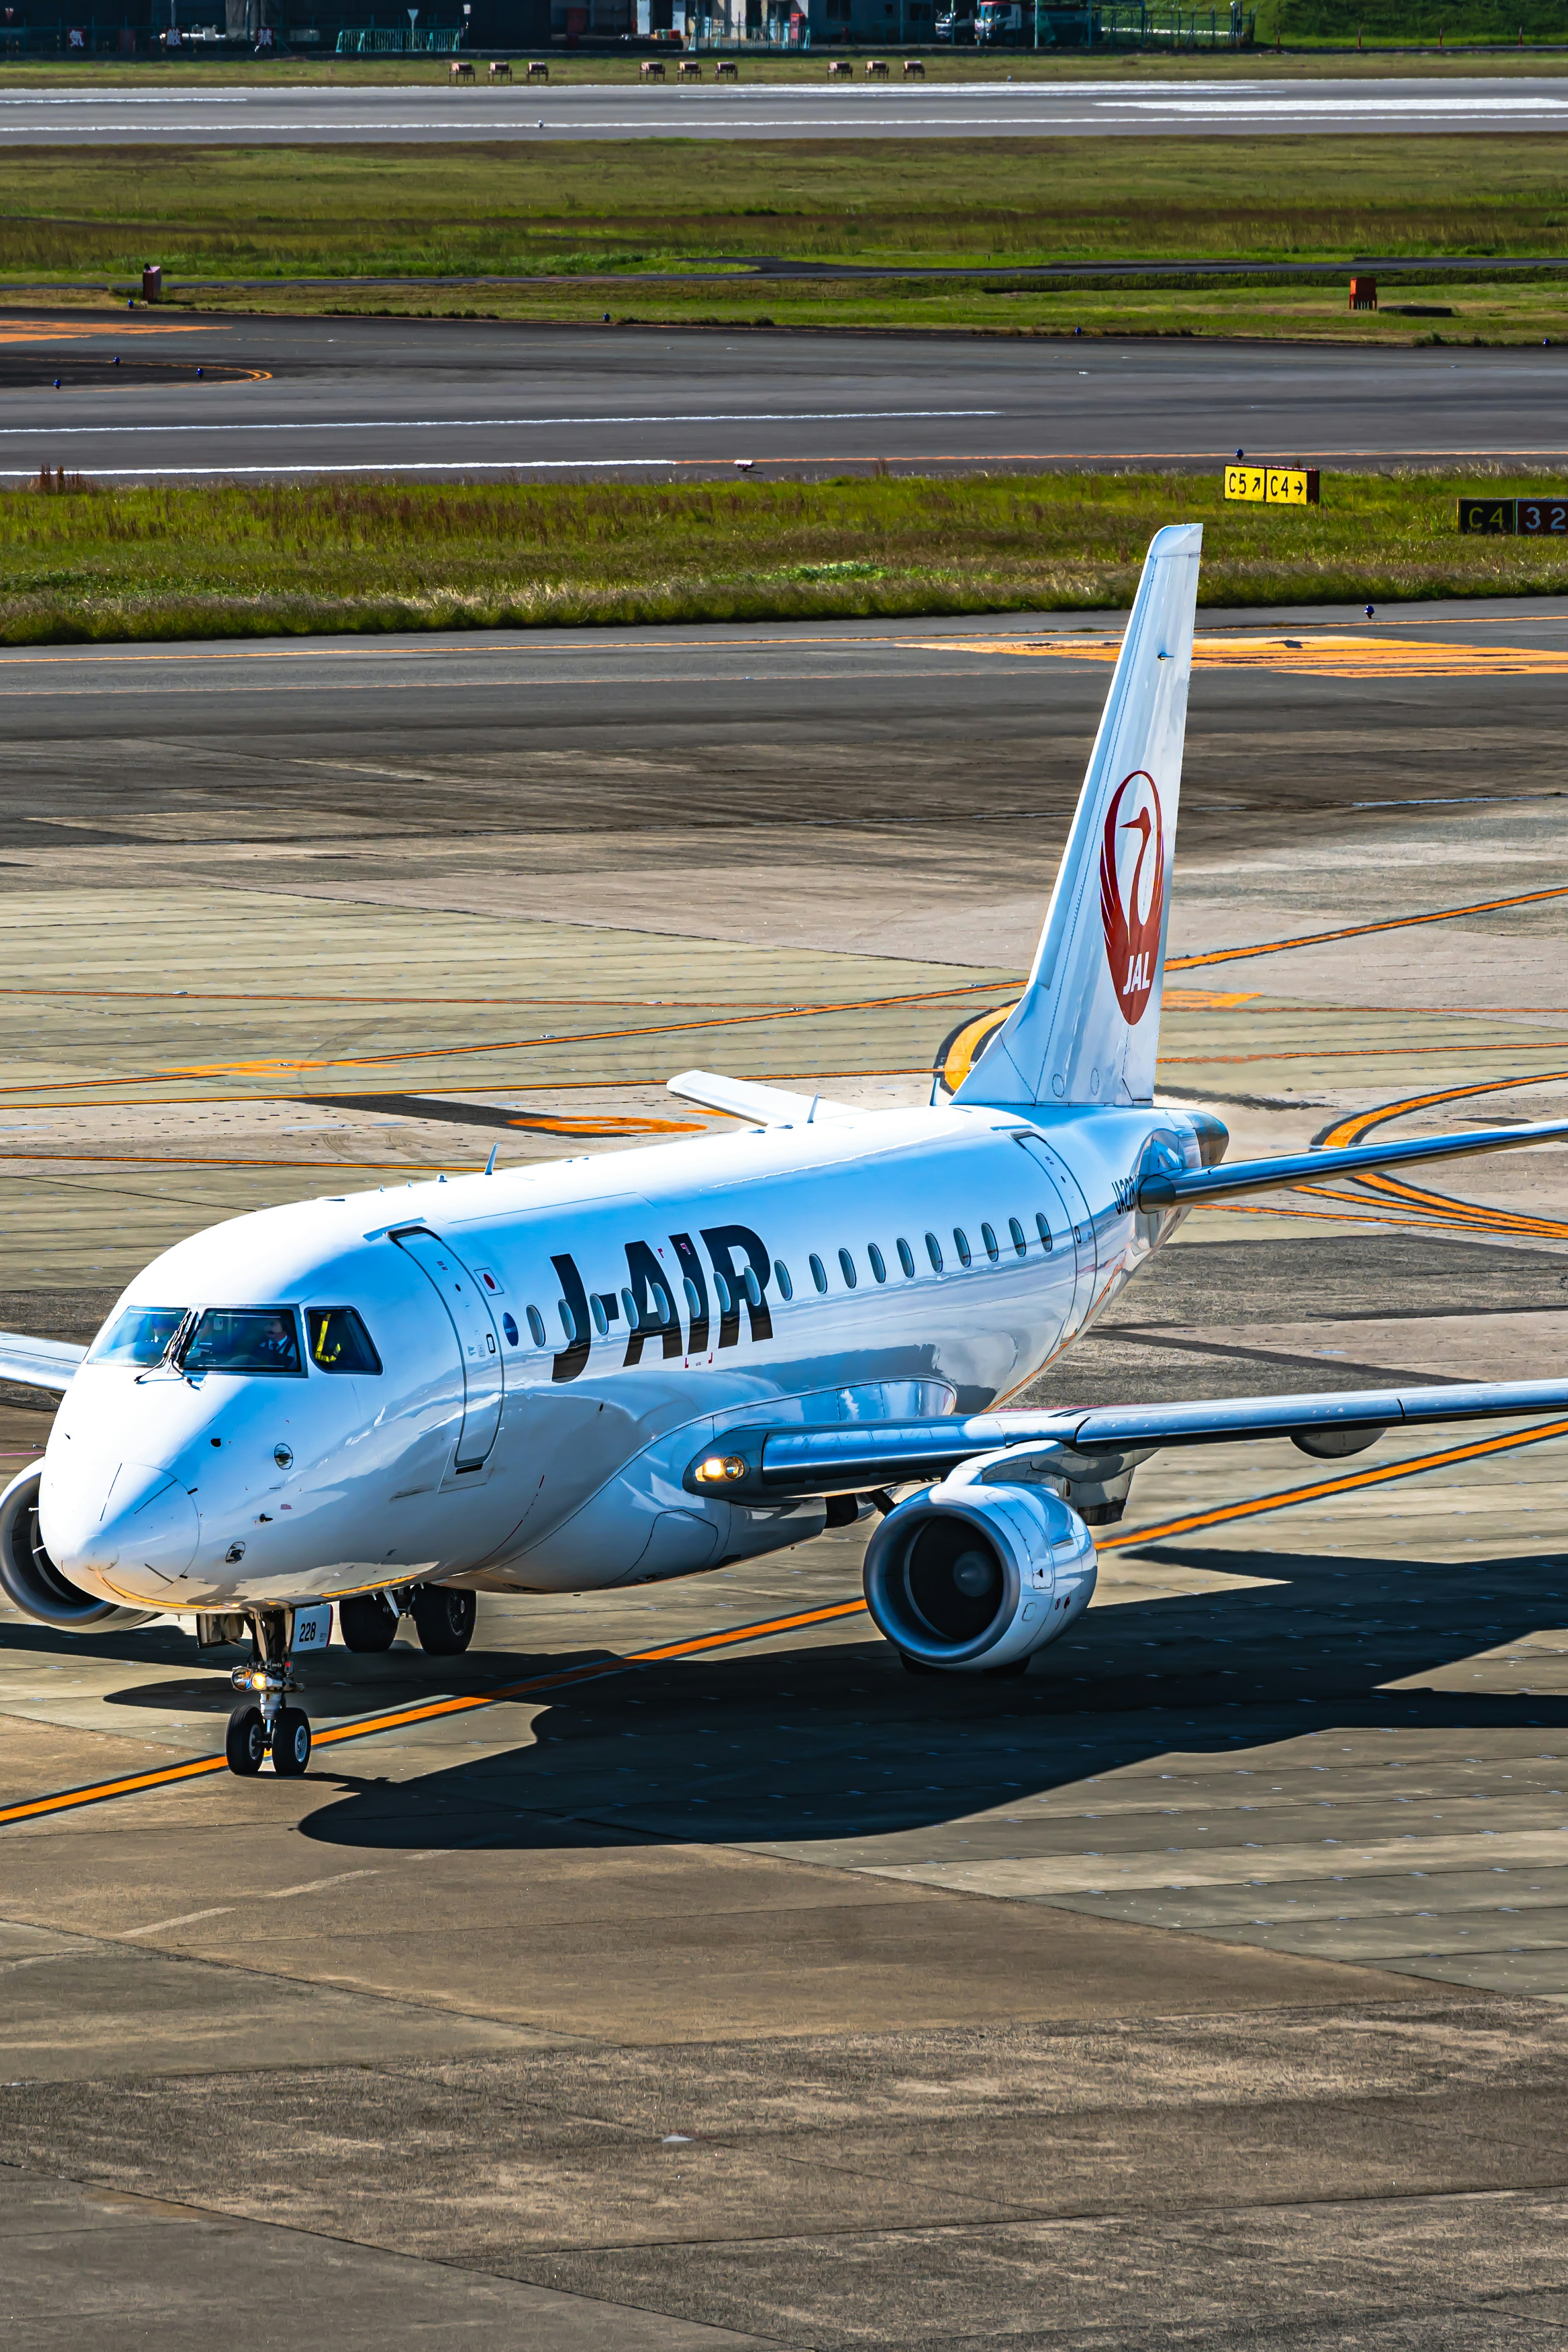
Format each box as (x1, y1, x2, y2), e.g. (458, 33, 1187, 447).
(1099, 769, 1165, 1026)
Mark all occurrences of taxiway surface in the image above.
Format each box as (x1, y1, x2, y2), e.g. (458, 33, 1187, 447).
(3, 311, 1568, 477)
(0, 73, 1565, 143)
(4, 604, 1568, 2347)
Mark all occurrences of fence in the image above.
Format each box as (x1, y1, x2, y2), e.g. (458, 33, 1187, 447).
(0, 18, 470, 51)
(1095, 2, 1255, 43)
(685, 16, 810, 45)
(334, 23, 464, 46)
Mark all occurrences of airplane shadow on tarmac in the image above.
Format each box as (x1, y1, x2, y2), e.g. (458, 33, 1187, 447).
(245, 1540, 1568, 1854)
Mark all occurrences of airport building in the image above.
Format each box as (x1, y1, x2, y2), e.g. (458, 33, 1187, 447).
(0, 0, 1250, 52)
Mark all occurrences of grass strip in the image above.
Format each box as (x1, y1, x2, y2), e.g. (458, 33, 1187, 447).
(2, 51, 1566, 86)
(4, 134, 1568, 283)
(3, 466, 1567, 645)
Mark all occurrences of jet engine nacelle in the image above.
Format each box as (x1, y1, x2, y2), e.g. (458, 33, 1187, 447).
(0, 1464, 152, 1630)
(862, 1462, 1097, 1673)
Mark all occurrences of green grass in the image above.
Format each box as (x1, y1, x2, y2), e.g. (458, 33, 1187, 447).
(2, 134, 1568, 287)
(0, 51, 1563, 86)
(2, 468, 1565, 644)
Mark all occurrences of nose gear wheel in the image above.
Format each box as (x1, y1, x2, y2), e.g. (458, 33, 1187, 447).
(225, 1704, 266, 1774)
(223, 1608, 313, 1776)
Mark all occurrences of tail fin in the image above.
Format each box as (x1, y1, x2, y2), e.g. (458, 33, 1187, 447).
(954, 522, 1200, 1112)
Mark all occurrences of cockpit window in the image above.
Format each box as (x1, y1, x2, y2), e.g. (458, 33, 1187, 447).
(178, 1308, 304, 1378)
(306, 1307, 382, 1375)
(88, 1306, 186, 1367)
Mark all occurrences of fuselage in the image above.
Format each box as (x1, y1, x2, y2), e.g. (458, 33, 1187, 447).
(40, 1099, 1204, 1617)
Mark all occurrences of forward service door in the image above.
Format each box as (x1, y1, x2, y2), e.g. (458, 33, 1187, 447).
(392, 1228, 504, 1470)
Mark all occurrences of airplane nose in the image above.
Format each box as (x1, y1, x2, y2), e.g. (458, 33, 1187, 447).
(42, 1460, 200, 1596)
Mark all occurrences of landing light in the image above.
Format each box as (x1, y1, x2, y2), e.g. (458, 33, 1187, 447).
(695, 1454, 746, 1485)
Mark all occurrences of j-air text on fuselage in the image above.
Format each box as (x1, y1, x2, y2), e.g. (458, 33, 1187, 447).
(3, 521, 1567, 1779)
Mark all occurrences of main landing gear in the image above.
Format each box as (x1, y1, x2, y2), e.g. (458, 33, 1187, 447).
(338, 1582, 476, 1657)
(225, 1607, 313, 1777)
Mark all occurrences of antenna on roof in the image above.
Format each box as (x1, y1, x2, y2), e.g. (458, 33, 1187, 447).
(483, 1145, 498, 1175)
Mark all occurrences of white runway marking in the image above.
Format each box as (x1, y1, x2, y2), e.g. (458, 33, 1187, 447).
(0, 409, 1003, 439)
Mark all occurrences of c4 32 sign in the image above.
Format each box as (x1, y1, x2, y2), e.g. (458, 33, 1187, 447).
(1457, 496, 1568, 536)
(1224, 465, 1321, 506)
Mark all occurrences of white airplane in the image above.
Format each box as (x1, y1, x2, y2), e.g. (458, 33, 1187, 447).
(3, 521, 1564, 1780)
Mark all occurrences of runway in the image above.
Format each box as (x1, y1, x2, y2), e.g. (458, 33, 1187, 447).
(4, 310, 1568, 477)
(6, 603, 1568, 2345)
(0, 73, 1565, 143)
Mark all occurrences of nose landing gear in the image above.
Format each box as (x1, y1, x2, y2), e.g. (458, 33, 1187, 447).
(224, 1608, 314, 1777)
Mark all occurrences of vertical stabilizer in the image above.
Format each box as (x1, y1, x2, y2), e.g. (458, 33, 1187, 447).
(954, 522, 1201, 1111)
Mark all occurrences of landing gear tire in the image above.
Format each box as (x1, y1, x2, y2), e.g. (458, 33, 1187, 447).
(982, 1656, 1031, 1679)
(411, 1584, 476, 1656)
(339, 1592, 398, 1652)
(225, 1703, 266, 1775)
(272, 1706, 312, 1776)
(899, 1652, 942, 1676)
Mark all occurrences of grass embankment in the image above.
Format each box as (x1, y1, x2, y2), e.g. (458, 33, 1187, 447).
(7, 136, 1568, 340)
(0, 51, 1562, 85)
(2, 468, 1563, 644)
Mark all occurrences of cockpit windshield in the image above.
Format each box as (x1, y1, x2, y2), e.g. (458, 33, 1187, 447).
(87, 1305, 187, 1368)
(177, 1308, 305, 1378)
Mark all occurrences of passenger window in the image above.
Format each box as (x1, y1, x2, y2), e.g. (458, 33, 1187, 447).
(713, 1271, 734, 1315)
(897, 1238, 915, 1278)
(180, 1307, 304, 1378)
(837, 1247, 858, 1290)
(810, 1253, 828, 1294)
(1009, 1217, 1027, 1257)
(742, 1267, 762, 1308)
(503, 1312, 520, 1348)
(590, 1295, 609, 1337)
(88, 1304, 185, 1367)
(981, 1223, 999, 1263)
(868, 1243, 886, 1284)
(307, 1307, 382, 1375)
(1036, 1212, 1053, 1252)
(559, 1298, 580, 1342)
(774, 1259, 793, 1301)
(925, 1232, 943, 1272)
(526, 1305, 548, 1347)
(683, 1275, 703, 1317)
(954, 1228, 972, 1267)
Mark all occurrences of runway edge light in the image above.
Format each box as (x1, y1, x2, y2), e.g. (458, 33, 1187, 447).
(1223, 464, 1321, 507)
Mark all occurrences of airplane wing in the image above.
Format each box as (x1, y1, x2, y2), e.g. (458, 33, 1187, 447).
(0, 1330, 86, 1394)
(1139, 1118, 1568, 1208)
(686, 1379, 1568, 1502)
(667, 1068, 861, 1125)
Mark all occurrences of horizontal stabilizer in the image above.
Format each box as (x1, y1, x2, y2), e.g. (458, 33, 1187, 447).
(1138, 1118, 1568, 1210)
(0, 1330, 85, 1394)
(687, 1378, 1568, 1501)
(667, 1068, 858, 1126)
